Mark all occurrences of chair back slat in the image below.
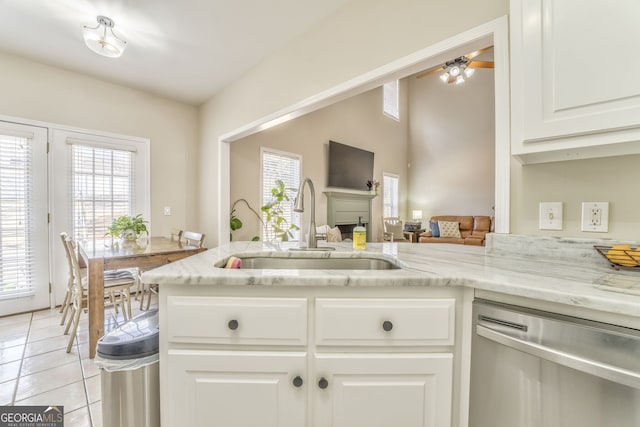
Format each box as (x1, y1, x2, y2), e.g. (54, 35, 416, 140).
(182, 230, 205, 248)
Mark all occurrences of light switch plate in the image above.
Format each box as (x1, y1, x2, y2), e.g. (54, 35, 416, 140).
(163, 206, 172, 216)
(539, 202, 563, 230)
(581, 202, 609, 232)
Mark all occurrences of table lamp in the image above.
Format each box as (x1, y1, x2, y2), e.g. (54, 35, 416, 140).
(405, 210, 423, 231)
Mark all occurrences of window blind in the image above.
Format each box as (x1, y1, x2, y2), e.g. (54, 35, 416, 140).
(0, 134, 35, 298)
(71, 144, 135, 243)
(383, 80, 400, 120)
(261, 149, 301, 241)
(383, 173, 399, 218)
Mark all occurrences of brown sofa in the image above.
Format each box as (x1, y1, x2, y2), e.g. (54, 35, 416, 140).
(418, 215, 493, 246)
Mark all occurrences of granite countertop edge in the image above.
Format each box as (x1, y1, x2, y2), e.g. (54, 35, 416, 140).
(140, 240, 640, 319)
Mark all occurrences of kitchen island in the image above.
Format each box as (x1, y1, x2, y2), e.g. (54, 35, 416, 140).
(141, 234, 640, 427)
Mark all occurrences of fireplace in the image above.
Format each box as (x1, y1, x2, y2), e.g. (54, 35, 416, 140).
(324, 191, 375, 241)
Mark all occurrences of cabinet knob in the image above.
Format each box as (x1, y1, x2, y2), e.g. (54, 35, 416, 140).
(292, 376, 304, 388)
(318, 377, 329, 390)
(382, 320, 393, 332)
(228, 319, 239, 330)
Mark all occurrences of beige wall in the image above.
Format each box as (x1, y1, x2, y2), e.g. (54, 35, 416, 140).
(511, 155, 640, 240)
(0, 52, 200, 236)
(407, 68, 495, 220)
(230, 85, 408, 242)
(200, 0, 510, 245)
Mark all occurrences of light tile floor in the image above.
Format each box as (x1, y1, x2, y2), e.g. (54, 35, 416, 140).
(0, 294, 157, 426)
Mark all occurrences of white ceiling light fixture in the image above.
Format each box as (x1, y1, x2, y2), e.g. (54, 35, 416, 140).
(417, 46, 494, 85)
(83, 15, 127, 58)
(439, 57, 475, 85)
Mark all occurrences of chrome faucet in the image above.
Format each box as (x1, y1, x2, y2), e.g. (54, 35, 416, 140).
(294, 177, 319, 249)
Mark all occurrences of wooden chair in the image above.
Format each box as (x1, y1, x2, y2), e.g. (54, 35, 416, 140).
(135, 228, 183, 308)
(181, 230, 205, 247)
(382, 217, 408, 242)
(62, 235, 136, 353)
(59, 232, 76, 325)
(142, 229, 205, 311)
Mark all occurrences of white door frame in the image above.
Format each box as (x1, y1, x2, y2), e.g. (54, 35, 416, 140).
(0, 121, 49, 315)
(217, 16, 510, 244)
(0, 113, 150, 310)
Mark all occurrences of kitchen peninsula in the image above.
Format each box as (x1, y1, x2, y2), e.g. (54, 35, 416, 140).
(142, 234, 640, 427)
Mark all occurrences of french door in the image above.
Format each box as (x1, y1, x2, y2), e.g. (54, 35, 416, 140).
(0, 121, 49, 316)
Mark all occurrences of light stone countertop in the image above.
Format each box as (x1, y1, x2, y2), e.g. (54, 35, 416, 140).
(141, 235, 640, 319)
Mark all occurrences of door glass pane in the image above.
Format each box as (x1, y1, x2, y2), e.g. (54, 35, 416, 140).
(71, 144, 135, 243)
(0, 122, 48, 315)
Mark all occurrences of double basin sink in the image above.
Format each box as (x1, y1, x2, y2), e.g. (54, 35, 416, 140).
(218, 252, 401, 270)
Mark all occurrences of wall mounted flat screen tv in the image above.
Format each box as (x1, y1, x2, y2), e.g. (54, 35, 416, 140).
(327, 140, 374, 191)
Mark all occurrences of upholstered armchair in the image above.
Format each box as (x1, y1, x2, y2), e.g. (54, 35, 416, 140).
(382, 217, 408, 242)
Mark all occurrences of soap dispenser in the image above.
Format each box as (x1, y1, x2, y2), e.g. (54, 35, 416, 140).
(353, 216, 366, 250)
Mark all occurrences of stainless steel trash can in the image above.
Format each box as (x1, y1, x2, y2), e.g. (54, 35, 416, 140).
(95, 309, 160, 427)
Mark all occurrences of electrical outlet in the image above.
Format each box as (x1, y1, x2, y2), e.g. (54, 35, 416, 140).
(163, 206, 172, 216)
(581, 202, 609, 232)
(539, 202, 563, 230)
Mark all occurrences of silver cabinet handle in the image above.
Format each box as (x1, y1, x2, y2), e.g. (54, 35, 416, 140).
(476, 324, 640, 389)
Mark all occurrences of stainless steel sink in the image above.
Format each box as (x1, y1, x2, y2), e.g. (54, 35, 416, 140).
(221, 255, 400, 270)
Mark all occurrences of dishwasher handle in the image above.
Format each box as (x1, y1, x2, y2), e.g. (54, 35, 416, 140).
(476, 324, 640, 390)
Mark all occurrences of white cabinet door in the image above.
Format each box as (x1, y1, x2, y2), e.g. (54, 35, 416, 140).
(313, 353, 453, 427)
(167, 350, 307, 427)
(510, 0, 640, 163)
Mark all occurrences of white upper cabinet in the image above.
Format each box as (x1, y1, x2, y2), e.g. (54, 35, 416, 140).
(510, 0, 640, 163)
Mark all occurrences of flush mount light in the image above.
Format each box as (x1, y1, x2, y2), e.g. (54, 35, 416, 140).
(83, 15, 127, 58)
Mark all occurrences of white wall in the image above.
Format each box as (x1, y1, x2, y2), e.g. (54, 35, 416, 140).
(200, 0, 510, 245)
(0, 52, 200, 237)
(511, 155, 640, 239)
(230, 85, 408, 242)
(407, 68, 495, 219)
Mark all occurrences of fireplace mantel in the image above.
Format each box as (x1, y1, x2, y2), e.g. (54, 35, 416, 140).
(324, 191, 375, 241)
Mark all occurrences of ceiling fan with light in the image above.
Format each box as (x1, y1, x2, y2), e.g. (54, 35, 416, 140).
(415, 46, 494, 84)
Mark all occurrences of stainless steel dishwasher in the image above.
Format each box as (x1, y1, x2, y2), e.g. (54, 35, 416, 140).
(469, 299, 640, 427)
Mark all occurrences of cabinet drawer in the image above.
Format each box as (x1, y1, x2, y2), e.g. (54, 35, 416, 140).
(167, 296, 307, 345)
(315, 298, 455, 346)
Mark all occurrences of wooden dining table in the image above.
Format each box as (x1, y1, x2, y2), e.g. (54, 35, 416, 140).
(78, 236, 206, 358)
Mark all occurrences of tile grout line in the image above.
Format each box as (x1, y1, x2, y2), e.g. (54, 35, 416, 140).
(11, 312, 33, 405)
(77, 338, 95, 427)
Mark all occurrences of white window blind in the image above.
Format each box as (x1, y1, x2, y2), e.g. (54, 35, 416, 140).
(383, 173, 399, 218)
(383, 80, 400, 120)
(0, 134, 35, 298)
(261, 149, 301, 241)
(71, 144, 135, 243)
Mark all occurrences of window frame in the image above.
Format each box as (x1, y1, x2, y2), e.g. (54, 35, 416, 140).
(260, 147, 302, 242)
(383, 172, 400, 218)
(383, 80, 400, 121)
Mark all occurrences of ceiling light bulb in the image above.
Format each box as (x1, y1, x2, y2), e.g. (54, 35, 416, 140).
(455, 75, 465, 84)
(449, 66, 460, 77)
(83, 16, 127, 58)
(464, 67, 475, 78)
(440, 72, 450, 82)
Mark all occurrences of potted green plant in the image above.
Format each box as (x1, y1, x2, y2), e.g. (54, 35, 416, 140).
(105, 214, 148, 242)
(261, 180, 299, 242)
(230, 199, 262, 241)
